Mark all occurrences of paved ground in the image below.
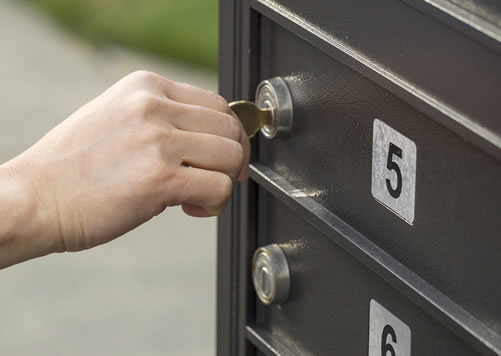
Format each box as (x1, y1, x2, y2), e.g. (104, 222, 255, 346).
(0, 1, 218, 355)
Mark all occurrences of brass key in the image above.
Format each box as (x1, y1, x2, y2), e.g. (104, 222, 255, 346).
(230, 101, 273, 138)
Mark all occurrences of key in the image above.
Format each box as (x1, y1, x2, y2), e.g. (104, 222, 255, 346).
(229, 101, 273, 138)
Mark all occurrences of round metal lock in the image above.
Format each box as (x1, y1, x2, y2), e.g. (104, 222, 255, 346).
(252, 244, 290, 305)
(255, 77, 293, 139)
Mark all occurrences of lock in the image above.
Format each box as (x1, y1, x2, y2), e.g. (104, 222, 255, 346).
(230, 77, 293, 139)
(252, 244, 290, 305)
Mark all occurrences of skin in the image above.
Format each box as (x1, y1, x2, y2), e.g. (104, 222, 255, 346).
(0, 71, 250, 269)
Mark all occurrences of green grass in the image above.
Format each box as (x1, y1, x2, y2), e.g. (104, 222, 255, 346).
(26, 0, 218, 70)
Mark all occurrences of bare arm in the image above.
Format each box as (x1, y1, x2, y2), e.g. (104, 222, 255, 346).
(0, 71, 250, 269)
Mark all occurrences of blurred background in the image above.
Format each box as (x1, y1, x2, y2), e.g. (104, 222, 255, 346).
(0, 0, 218, 355)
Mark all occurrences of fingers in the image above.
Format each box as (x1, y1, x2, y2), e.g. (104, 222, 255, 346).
(126, 71, 232, 114)
(165, 81, 233, 115)
(167, 166, 234, 216)
(162, 101, 250, 181)
(153, 77, 251, 180)
(169, 102, 243, 142)
(174, 130, 244, 181)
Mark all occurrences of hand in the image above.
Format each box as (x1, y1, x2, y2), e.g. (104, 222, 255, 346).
(2, 71, 249, 256)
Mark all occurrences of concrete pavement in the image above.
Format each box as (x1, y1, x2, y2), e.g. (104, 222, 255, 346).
(0, 1, 218, 355)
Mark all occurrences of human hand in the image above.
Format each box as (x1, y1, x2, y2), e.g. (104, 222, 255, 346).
(2, 71, 249, 255)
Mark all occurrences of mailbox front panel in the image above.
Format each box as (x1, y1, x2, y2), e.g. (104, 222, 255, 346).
(218, 1, 501, 355)
(255, 192, 478, 355)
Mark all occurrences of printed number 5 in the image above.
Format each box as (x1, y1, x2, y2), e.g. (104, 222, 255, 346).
(386, 143, 402, 199)
(381, 325, 397, 356)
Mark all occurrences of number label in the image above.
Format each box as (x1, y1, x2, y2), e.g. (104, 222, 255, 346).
(371, 119, 417, 224)
(369, 300, 411, 356)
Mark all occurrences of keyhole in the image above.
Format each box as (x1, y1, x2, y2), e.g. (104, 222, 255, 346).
(259, 266, 272, 298)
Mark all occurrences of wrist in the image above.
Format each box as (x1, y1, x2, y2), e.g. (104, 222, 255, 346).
(0, 162, 60, 268)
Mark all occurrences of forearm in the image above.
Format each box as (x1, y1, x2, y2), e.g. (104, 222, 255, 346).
(0, 163, 57, 268)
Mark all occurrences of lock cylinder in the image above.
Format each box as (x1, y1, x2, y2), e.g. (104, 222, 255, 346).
(252, 244, 290, 305)
(229, 77, 294, 140)
(255, 77, 294, 139)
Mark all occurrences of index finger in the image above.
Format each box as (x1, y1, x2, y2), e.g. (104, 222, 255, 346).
(164, 80, 233, 115)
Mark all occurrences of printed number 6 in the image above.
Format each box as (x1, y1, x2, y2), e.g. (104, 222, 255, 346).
(381, 324, 397, 356)
(386, 143, 403, 199)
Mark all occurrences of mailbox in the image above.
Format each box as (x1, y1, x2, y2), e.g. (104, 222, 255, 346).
(217, 0, 501, 355)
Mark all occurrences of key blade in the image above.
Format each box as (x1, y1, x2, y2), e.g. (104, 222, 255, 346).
(263, 107, 273, 127)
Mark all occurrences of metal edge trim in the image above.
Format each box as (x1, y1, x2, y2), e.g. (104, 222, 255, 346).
(422, 0, 501, 42)
(246, 325, 295, 355)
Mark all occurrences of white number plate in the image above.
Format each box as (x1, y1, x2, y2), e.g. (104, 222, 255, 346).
(369, 299, 411, 356)
(371, 119, 417, 224)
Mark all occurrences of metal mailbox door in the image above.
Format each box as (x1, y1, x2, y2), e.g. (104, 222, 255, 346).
(217, 0, 501, 355)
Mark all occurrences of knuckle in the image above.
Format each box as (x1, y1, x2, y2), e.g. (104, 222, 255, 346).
(165, 128, 182, 159)
(212, 92, 231, 113)
(227, 145, 245, 179)
(129, 70, 157, 83)
(159, 77, 176, 95)
(129, 71, 175, 94)
(129, 93, 161, 118)
(144, 157, 167, 189)
(152, 127, 178, 160)
(219, 174, 234, 201)
(229, 141, 245, 168)
(224, 114, 242, 141)
(152, 128, 172, 149)
(135, 126, 164, 158)
(166, 100, 186, 118)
